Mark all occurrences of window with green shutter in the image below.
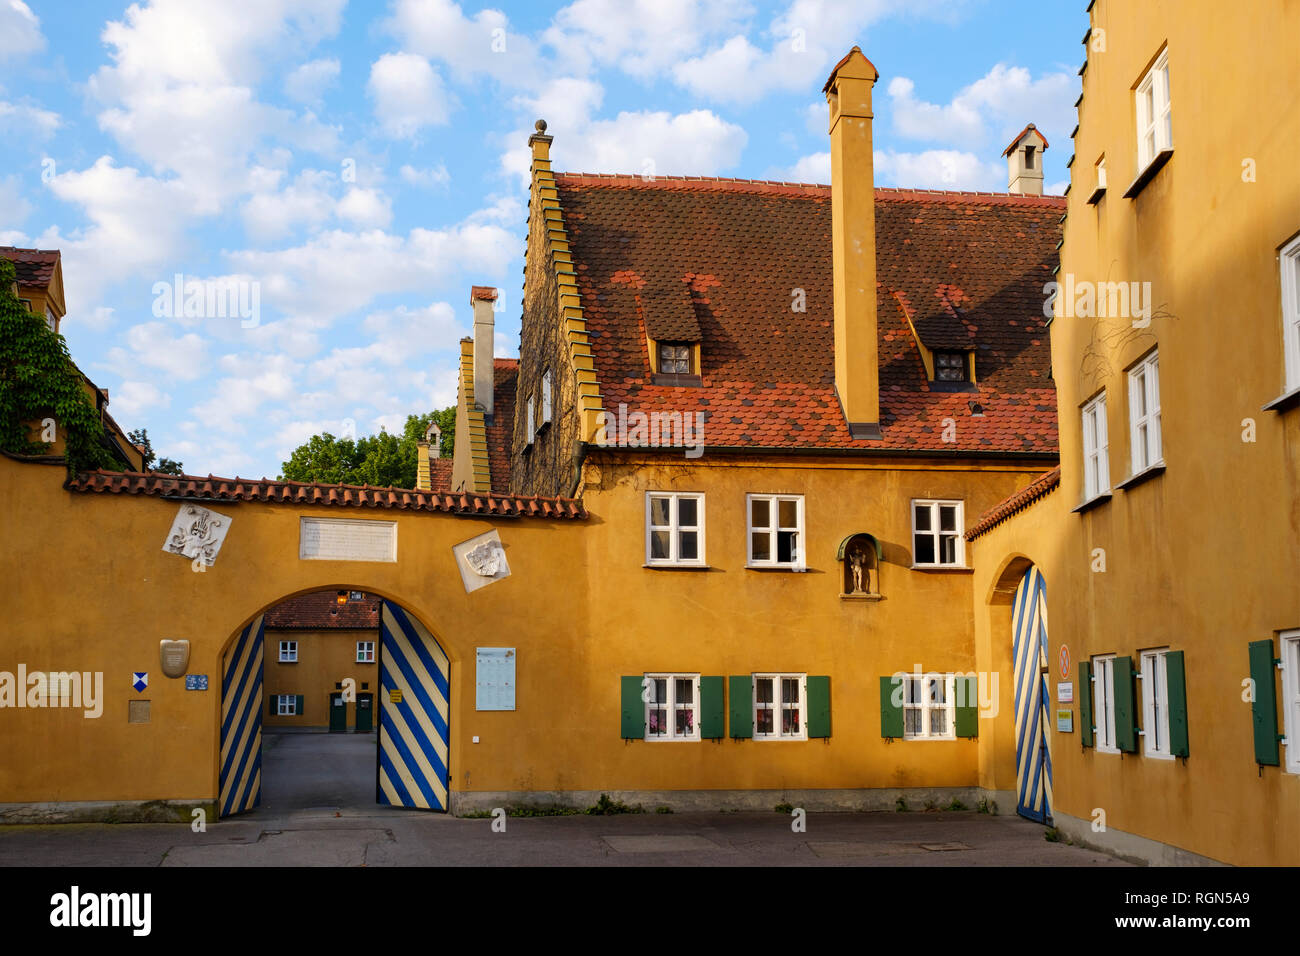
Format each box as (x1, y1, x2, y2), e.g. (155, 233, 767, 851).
(880, 675, 904, 738)
(620, 675, 645, 740)
(1248, 639, 1280, 766)
(1165, 650, 1189, 758)
(1113, 656, 1138, 753)
(1078, 661, 1095, 747)
(955, 675, 978, 738)
(807, 676, 831, 738)
(295, 694, 304, 717)
(700, 676, 724, 739)
(729, 675, 753, 738)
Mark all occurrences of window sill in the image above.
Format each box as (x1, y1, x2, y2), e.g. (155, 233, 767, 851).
(753, 736, 808, 742)
(901, 736, 958, 743)
(1122, 149, 1173, 199)
(909, 565, 972, 573)
(643, 563, 711, 571)
(1116, 462, 1166, 491)
(745, 564, 807, 572)
(840, 592, 883, 601)
(1142, 751, 1176, 761)
(1072, 492, 1112, 514)
(651, 373, 702, 387)
(1263, 384, 1300, 413)
(1086, 184, 1106, 205)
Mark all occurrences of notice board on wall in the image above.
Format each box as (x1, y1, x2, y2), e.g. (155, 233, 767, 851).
(475, 647, 516, 711)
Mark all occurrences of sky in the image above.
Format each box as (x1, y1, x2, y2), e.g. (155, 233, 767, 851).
(0, 0, 1084, 480)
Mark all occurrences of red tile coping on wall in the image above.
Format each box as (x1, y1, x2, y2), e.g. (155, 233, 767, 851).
(264, 590, 381, 629)
(65, 470, 587, 519)
(965, 466, 1061, 540)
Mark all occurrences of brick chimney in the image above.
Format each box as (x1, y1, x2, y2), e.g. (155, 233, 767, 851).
(1004, 124, 1048, 195)
(824, 47, 882, 440)
(470, 286, 498, 417)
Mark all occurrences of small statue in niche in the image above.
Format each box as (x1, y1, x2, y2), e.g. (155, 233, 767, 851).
(849, 549, 867, 594)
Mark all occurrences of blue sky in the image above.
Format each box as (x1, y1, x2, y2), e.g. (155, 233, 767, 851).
(1, 0, 1083, 480)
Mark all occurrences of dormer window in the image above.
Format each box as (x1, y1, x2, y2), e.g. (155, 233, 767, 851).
(658, 343, 693, 375)
(934, 351, 968, 382)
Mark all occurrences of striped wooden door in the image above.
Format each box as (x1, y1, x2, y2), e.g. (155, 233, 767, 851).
(378, 601, 450, 811)
(1011, 568, 1053, 824)
(219, 615, 265, 817)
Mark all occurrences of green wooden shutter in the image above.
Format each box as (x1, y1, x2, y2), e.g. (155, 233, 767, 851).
(955, 675, 978, 738)
(1078, 661, 1094, 747)
(268, 694, 276, 716)
(1248, 640, 1280, 766)
(620, 676, 645, 740)
(700, 676, 724, 739)
(880, 676, 904, 738)
(1113, 656, 1138, 753)
(295, 694, 304, 716)
(1166, 651, 1189, 758)
(807, 676, 831, 738)
(729, 675, 752, 738)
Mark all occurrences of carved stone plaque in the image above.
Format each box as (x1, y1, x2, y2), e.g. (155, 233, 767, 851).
(299, 517, 397, 562)
(453, 530, 511, 593)
(159, 639, 190, 678)
(162, 504, 233, 566)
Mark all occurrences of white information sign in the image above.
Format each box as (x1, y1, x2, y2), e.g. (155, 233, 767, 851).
(299, 517, 397, 563)
(1057, 681, 1074, 703)
(476, 647, 516, 711)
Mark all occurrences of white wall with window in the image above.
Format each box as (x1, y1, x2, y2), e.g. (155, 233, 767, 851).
(903, 674, 955, 740)
(753, 674, 806, 740)
(1081, 392, 1110, 500)
(278, 640, 297, 663)
(1136, 48, 1172, 170)
(1128, 351, 1162, 474)
(356, 641, 376, 664)
(747, 494, 804, 569)
(1139, 648, 1173, 759)
(645, 493, 705, 566)
(644, 674, 699, 741)
(1281, 236, 1300, 392)
(911, 500, 964, 567)
(1283, 630, 1300, 774)
(1092, 654, 1118, 753)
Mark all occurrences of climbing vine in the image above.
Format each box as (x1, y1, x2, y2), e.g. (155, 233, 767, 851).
(0, 259, 115, 474)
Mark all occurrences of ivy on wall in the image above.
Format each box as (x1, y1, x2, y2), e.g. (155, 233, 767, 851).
(0, 259, 115, 474)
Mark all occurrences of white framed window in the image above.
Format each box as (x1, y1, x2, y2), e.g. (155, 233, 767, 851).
(1092, 654, 1118, 753)
(911, 500, 964, 567)
(1096, 156, 1107, 191)
(1139, 648, 1173, 759)
(747, 494, 805, 569)
(525, 396, 536, 446)
(1081, 392, 1110, 500)
(644, 674, 699, 741)
(541, 368, 553, 425)
(645, 493, 705, 567)
(356, 641, 376, 664)
(44, 307, 56, 332)
(902, 674, 955, 740)
(1128, 351, 1162, 474)
(1281, 236, 1300, 392)
(1135, 48, 1172, 171)
(278, 640, 298, 663)
(277, 695, 298, 716)
(753, 674, 806, 740)
(1282, 630, 1300, 774)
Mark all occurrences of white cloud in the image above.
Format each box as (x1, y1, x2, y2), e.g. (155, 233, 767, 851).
(873, 148, 1001, 191)
(284, 57, 340, 105)
(336, 187, 393, 229)
(111, 381, 171, 417)
(0, 174, 31, 224)
(0, 100, 60, 137)
(104, 321, 209, 382)
(241, 168, 336, 240)
(778, 151, 830, 183)
(399, 164, 450, 188)
(384, 0, 540, 86)
(368, 52, 453, 138)
(0, 0, 44, 59)
(192, 352, 301, 433)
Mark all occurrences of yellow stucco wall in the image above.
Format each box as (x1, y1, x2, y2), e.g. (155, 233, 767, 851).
(971, 0, 1300, 865)
(262, 627, 380, 729)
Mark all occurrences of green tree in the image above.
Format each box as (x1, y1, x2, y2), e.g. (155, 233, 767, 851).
(0, 259, 115, 474)
(128, 427, 185, 475)
(278, 408, 455, 488)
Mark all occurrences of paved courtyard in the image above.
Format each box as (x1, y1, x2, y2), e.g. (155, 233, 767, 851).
(0, 732, 1127, 867)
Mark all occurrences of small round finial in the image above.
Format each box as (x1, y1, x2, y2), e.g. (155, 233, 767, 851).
(535, 118, 547, 133)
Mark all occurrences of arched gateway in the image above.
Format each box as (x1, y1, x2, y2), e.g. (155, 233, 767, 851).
(1010, 566, 1052, 823)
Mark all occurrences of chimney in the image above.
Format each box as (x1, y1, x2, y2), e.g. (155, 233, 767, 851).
(470, 286, 497, 417)
(824, 46, 881, 439)
(1004, 124, 1048, 195)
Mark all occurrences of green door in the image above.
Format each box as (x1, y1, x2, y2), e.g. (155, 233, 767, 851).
(328, 692, 347, 733)
(355, 693, 373, 733)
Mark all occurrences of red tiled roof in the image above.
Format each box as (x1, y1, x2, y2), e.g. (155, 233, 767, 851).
(0, 246, 60, 288)
(428, 457, 453, 492)
(554, 174, 1063, 454)
(264, 590, 380, 629)
(966, 466, 1061, 540)
(471, 285, 499, 302)
(65, 470, 586, 519)
(487, 359, 517, 492)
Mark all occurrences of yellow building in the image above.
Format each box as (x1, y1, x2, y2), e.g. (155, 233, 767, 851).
(967, 0, 1300, 865)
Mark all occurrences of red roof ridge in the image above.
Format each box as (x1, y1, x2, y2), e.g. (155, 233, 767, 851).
(493, 357, 519, 368)
(966, 466, 1061, 540)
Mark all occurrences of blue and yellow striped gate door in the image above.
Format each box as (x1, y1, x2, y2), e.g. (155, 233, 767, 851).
(1011, 568, 1053, 824)
(219, 615, 265, 817)
(378, 601, 451, 811)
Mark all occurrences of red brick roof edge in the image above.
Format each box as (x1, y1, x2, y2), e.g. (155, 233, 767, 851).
(966, 466, 1061, 540)
(65, 470, 587, 519)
